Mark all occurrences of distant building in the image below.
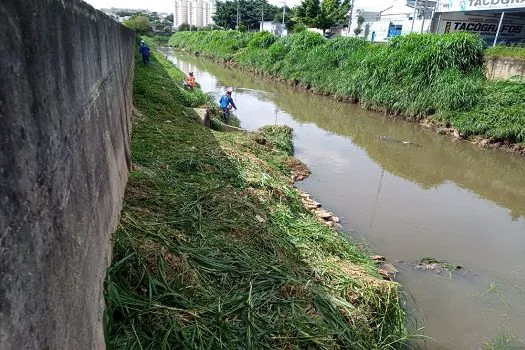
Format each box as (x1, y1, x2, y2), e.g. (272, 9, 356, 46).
(173, 0, 216, 28)
(432, 0, 525, 46)
(343, 0, 525, 46)
(261, 21, 287, 36)
(342, 0, 434, 41)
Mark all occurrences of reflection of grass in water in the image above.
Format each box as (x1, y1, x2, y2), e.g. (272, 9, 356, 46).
(483, 328, 525, 350)
(170, 48, 525, 221)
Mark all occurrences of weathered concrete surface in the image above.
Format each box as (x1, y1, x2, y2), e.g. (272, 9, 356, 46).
(486, 56, 525, 80)
(0, 0, 134, 349)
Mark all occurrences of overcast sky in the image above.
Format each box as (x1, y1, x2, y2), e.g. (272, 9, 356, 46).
(83, 0, 390, 13)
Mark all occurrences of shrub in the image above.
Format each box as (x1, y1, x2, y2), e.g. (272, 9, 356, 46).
(248, 31, 277, 49)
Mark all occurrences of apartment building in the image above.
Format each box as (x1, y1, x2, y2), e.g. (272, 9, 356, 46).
(174, 0, 216, 27)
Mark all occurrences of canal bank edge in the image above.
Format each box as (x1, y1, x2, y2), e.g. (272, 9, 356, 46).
(243, 61, 525, 156)
(105, 41, 411, 348)
(168, 32, 525, 157)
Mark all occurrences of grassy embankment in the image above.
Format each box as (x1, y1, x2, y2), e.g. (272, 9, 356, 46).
(485, 46, 525, 59)
(104, 44, 409, 348)
(169, 31, 525, 147)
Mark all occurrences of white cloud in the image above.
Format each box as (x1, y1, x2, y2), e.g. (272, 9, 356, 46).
(82, 0, 391, 13)
(83, 0, 173, 12)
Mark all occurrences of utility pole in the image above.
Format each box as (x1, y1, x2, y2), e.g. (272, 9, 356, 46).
(347, 0, 354, 36)
(410, 0, 418, 33)
(261, 5, 264, 31)
(420, 0, 428, 33)
(282, 0, 286, 36)
(236, 0, 240, 30)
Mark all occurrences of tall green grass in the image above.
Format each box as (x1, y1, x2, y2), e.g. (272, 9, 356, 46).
(485, 46, 525, 59)
(105, 41, 411, 348)
(169, 31, 525, 143)
(170, 31, 253, 60)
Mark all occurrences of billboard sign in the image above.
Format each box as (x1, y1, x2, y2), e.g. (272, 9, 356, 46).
(437, 12, 525, 43)
(438, 0, 525, 12)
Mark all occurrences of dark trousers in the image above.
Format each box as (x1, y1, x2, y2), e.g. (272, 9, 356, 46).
(142, 54, 150, 65)
(222, 108, 229, 123)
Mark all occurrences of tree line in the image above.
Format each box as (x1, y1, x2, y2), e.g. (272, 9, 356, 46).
(121, 11, 174, 34)
(212, 0, 351, 33)
(123, 0, 354, 35)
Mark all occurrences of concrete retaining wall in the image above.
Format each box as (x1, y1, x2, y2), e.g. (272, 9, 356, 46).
(0, 0, 135, 348)
(486, 56, 525, 80)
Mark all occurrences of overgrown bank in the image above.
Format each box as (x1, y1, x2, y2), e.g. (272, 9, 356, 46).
(104, 44, 410, 348)
(169, 31, 525, 150)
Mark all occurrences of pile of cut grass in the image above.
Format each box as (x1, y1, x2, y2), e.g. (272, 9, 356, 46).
(105, 43, 410, 349)
(169, 31, 525, 144)
(254, 125, 295, 155)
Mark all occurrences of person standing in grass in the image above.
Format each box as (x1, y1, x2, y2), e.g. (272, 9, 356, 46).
(139, 40, 150, 66)
(184, 72, 197, 89)
(219, 88, 237, 123)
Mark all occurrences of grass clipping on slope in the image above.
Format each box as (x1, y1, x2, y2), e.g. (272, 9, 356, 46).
(105, 47, 409, 349)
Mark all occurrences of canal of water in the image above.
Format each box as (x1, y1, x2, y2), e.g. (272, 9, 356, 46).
(164, 49, 525, 349)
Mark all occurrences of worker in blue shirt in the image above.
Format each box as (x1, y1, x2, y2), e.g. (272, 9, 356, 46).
(218, 88, 237, 122)
(139, 40, 150, 66)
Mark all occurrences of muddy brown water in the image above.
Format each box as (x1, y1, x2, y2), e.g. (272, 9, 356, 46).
(164, 50, 525, 349)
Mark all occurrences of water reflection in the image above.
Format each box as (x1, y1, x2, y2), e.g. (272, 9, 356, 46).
(164, 50, 525, 349)
(169, 51, 525, 221)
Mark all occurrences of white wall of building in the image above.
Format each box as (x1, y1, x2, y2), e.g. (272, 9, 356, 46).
(261, 22, 287, 36)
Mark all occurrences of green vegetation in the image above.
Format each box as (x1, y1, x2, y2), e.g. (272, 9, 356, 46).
(175, 31, 253, 60)
(439, 80, 525, 142)
(123, 15, 152, 35)
(169, 31, 525, 144)
(210, 113, 241, 130)
(294, 0, 350, 33)
(116, 10, 173, 32)
(105, 42, 410, 349)
(177, 23, 192, 31)
(145, 35, 170, 47)
(482, 328, 525, 350)
(254, 125, 295, 155)
(354, 15, 365, 36)
(213, 0, 287, 30)
(485, 46, 525, 59)
(211, 0, 348, 33)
